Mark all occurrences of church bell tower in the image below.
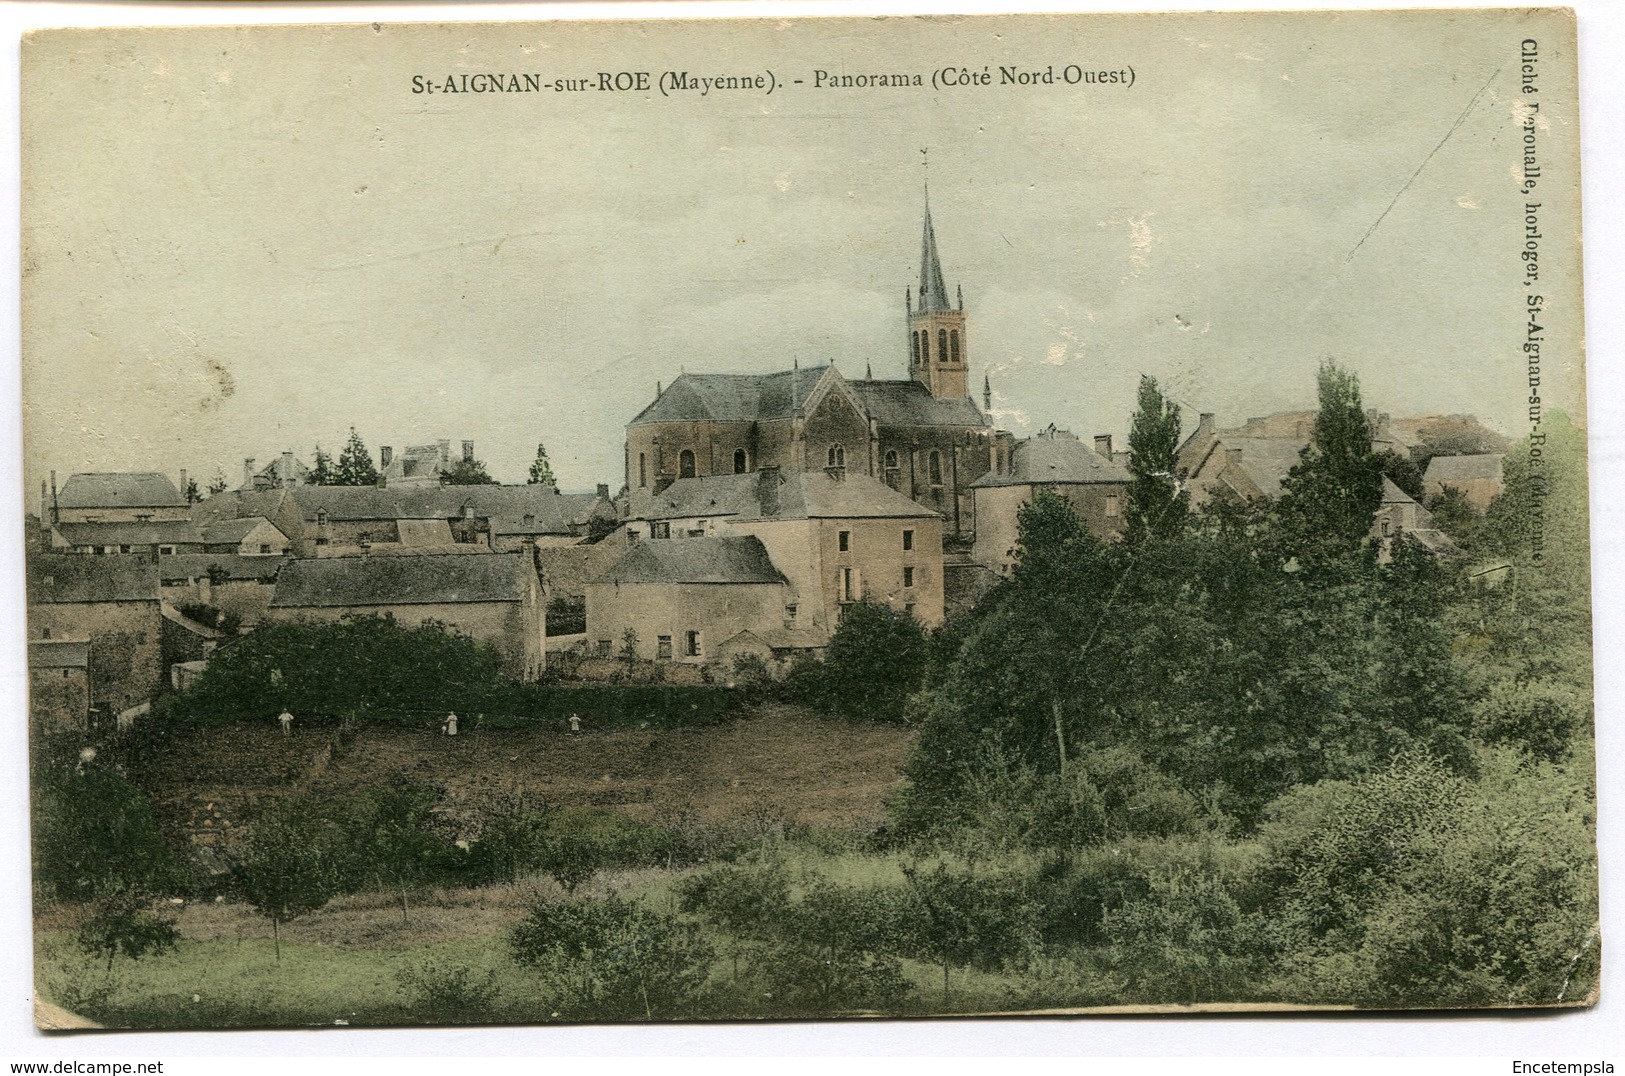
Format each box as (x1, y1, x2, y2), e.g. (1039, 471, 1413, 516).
(906, 191, 968, 400)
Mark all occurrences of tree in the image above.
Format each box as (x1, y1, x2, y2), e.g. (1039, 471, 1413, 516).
(1125, 374, 1189, 541)
(467, 787, 553, 884)
(528, 442, 559, 489)
(812, 600, 928, 724)
(1271, 361, 1384, 570)
(620, 628, 640, 675)
(509, 895, 713, 1018)
(206, 469, 229, 497)
(442, 456, 498, 485)
(356, 782, 448, 923)
(899, 862, 1035, 1004)
(335, 427, 379, 487)
(182, 476, 202, 504)
(677, 861, 791, 984)
(233, 797, 349, 960)
(309, 445, 337, 486)
(76, 889, 179, 975)
(32, 757, 184, 903)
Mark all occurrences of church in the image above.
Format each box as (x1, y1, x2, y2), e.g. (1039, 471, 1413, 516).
(623, 197, 1016, 545)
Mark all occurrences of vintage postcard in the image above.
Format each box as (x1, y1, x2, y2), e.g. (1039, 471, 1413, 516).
(19, 8, 1597, 1029)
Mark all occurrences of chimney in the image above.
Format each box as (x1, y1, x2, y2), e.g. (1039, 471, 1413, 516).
(1197, 413, 1215, 434)
(39, 480, 47, 528)
(179, 468, 188, 495)
(380, 445, 393, 469)
(596, 483, 610, 499)
(281, 451, 296, 487)
(49, 471, 58, 525)
(462, 440, 475, 463)
(243, 458, 256, 489)
(1094, 434, 1114, 458)
(1225, 446, 1244, 468)
(438, 439, 451, 469)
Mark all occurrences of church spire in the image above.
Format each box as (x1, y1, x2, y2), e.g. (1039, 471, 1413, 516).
(917, 189, 952, 313)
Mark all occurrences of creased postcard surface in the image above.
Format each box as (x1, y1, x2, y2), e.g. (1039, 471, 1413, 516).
(21, 9, 1595, 1027)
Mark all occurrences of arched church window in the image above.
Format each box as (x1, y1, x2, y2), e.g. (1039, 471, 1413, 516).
(638, 453, 647, 487)
(939, 329, 949, 363)
(734, 448, 748, 474)
(828, 444, 846, 468)
(912, 331, 921, 367)
(679, 449, 696, 479)
(883, 449, 900, 489)
(921, 331, 930, 364)
(929, 450, 943, 485)
(950, 330, 960, 364)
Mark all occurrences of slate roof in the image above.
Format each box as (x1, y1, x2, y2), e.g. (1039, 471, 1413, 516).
(158, 554, 286, 583)
(27, 555, 160, 604)
(917, 199, 954, 313)
(1425, 454, 1505, 485)
(593, 536, 787, 586)
(190, 489, 293, 527)
(630, 470, 940, 522)
(198, 517, 287, 545)
(28, 639, 90, 669)
(270, 552, 531, 608)
(54, 521, 204, 547)
(57, 472, 186, 510)
(1221, 438, 1305, 498)
(971, 433, 1132, 488)
(629, 366, 832, 425)
(1380, 476, 1418, 505)
(846, 379, 986, 427)
(288, 485, 592, 533)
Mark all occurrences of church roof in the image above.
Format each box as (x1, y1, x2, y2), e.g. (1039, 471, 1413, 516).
(917, 195, 953, 313)
(593, 536, 787, 586)
(972, 432, 1132, 488)
(847, 378, 986, 427)
(629, 470, 940, 522)
(629, 366, 831, 425)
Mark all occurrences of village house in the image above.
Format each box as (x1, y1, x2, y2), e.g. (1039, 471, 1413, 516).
(26, 554, 164, 717)
(27, 638, 91, 737)
(198, 516, 291, 556)
(622, 467, 945, 641)
(47, 471, 191, 524)
(1374, 476, 1455, 560)
(969, 427, 1133, 576)
(266, 551, 547, 680)
(585, 535, 799, 667)
(1423, 453, 1505, 513)
(157, 554, 285, 629)
(47, 519, 205, 556)
(241, 451, 313, 491)
(624, 198, 1015, 543)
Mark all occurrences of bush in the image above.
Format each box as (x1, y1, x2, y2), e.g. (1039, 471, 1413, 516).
(395, 960, 501, 1023)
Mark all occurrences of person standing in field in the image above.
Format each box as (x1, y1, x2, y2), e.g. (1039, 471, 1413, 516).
(278, 710, 293, 737)
(443, 712, 458, 736)
(569, 713, 581, 733)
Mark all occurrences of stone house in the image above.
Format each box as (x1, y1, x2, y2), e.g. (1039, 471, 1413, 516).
(623, 199, 1014, 542)
(624, 467, 945, 641)
(1374, 477, 1454, 560)
(969, 428, 1133, 575)
(1423, 453, 1505, 513)
(266, 551, 546, 680)
(27, 638, 90, 737)
(158, 554, 285, 629)
(241, 451, 313, 491)
(27, 554, 163, 716)
(48, 471, 190, 524)
(199, 516, 291, 556)
(585, 535, 796, 666)
(48, 519, 205, 556)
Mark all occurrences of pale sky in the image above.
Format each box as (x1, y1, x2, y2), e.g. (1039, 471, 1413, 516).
(20, 10, 1584, 492)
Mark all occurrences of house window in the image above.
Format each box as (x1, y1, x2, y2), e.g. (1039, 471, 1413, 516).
(315, 536, 329, 546)
(785, 604, 798, 627)
(902, 529, 913, 551)
(119, 545, 133, 554)
(639, 453, 648, 487)
(652, 521, 671, 539)
(928, 451, 943, 486)
(838, 530, 850, 552)
(1382, 519, 1392, 537)
(734, 448, 748, 474)
(135, 514, 152, 522)
(905, 602, 916, 617)
(827, 444, 845, 468)
(657, 635, 673, 660)
(679, 449, 696, 479)
(685, 631, 700, 657)
(63, 669, 71, 679)
(903, 566, 915, 588)
(316, 508, 329, 525)
(259, 543, 273, 554)
(838, 567, 855, 602)
(884, 449, 900, 487)
(1105, 493, 1119, 518)
(597, 639, 612, 657)
(159, 545, 176, 555)
(41, 628, 50, 639)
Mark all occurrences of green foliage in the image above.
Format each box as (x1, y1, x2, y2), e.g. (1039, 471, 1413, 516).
(395, 960, 500, 1022)
(76, 890, 181, 974)
(803, 600, 928, 724)
(232, 796, 351, 959)
(442, 457, 498, 485)
(1271, 361, 1385, 570)
(352, 782, 454, 921)
(509, 895, 714, 1018)
(1424, 485, 1483, 547)
(309, 446, 336, 486)
(1376, 449, 1425, 502)
(32, 756, 185, 903)
(464, 788, 554, 884)
(546, 595, 586, 636)
(171, 616, 508, 723)
(1470, 678, 1584, 763)
(1125, 374, 1189, 541)
(898, 862, 1039, 1001)
(182, 477, 202, 504)
(1101, 871, 1260, 1003)
(750, 881, 914, 1013)
(335, 427, 379, 487)
(175, 601, 242, 636)
(527, 443, 558, 489)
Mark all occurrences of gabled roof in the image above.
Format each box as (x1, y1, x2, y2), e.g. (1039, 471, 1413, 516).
(629, 366, 833, 425)
(1220, 438, 1305, 499)
(629, 470, 940, 522)
(158, 554, 286, 583)
(199, 517, 284, 544)
(53, 521, 204, 547)
(971, 432, 1131, 488)
(270, 552, 531, 608)
(28, 555, 160, 604)
(28, 639, 90, 669)
(847, 378, 986, 427)
(593, 536, 787, 586)
(190, 489, 294, 527)
(1381, 476, 1418, 505)
(57, 472, 186, 510)
(1424, 454, 1505, 484)
(285, 484, 592, 533)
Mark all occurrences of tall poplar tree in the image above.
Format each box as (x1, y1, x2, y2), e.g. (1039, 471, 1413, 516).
(1125, 374, 1189, 542)
(1272, 360, 1384, 569)
(528, 442, 558, 489)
